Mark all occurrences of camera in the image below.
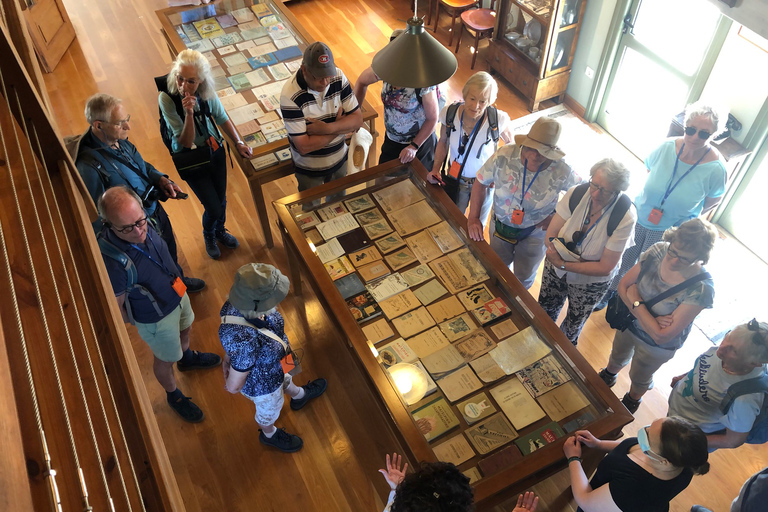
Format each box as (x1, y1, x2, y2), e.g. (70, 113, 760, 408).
(141, 185, 167, 208)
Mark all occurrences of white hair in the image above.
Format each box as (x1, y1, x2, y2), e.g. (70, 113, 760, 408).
(166, 49, 215, 101)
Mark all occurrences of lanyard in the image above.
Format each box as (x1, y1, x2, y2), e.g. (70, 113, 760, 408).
(130, 231, 175, 277)
(576, 194, 619, 247)
(519, 159, 546, 209)
(660, 143, 710, 207)
(457, 110, 484, 163)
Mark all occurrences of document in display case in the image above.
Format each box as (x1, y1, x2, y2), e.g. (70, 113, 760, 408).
(273, 159, 632, 509)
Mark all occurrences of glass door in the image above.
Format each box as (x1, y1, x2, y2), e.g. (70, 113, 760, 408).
(596, 0, 724, 159)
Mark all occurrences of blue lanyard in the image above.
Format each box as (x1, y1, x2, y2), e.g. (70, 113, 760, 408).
(576, 194, 619, 247)
(660, 143, 710, 207)
(519, 159, 546, 209)
(130, 231, 175, 277)
(457, 110, 483, 163)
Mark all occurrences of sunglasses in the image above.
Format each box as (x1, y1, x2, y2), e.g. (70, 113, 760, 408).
(458, 133, 469, 155)
(684, 126, 712, 140)
(667, 245, 698, 265)
(565, 231, 584, 254)
(747, 318, 767, 347)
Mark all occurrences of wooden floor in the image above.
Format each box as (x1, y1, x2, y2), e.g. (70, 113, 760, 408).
(42, 0, 765, 511)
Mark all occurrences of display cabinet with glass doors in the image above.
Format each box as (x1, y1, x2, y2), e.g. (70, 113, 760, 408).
(488, 0, 587, 111)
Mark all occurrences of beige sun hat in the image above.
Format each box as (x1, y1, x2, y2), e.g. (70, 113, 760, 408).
(514, 116, 566, 160)
(229, 263, 290, 314)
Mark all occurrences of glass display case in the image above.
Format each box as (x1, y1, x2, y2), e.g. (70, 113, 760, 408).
(273, 159, 632, 509)
(489, 0, 587, 111)
(155, 0, 378, 248)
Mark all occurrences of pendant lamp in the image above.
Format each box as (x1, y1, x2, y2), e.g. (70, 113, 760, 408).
(372, 7, 458, 88)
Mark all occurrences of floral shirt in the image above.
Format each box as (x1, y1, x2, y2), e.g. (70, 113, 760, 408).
(381, 83, 435, 143)
(218, 301, 289, 398)
(476, 144, 581, 228)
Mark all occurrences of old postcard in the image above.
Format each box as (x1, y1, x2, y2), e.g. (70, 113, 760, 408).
(373, 180, 425, 213)
(472, 297, 512, 325)
(366, 273, 409, 302)
(346, 291, 382, 323)
(406, 326, 450, 358)
(458, 284, 495, 310)
(348, 246, 382, 268)
(357, 261, 391, 283)
(355, 208, 385, 226)
(317, 202, 348, 222)
(316, 213, 359, 240)
(219, 92, 248, 111)
(514, 422, 566, 455)
(433, 434, 475, 466)
(334, 273, 366, 299)
(426, 295, 466, 323)
(384, 248, 418, 271)
(429, 248, 488, 294)
(490, 319, 519, 340)
(436, 365, 482, 403)
(323, 256, 354, 281)
(537, 381, 590, 421)
(489, 326, 551, 375)
(389, 200, 441, 236)
(344, 194, 376, 213)
(223, 51, 248, 67)
(305, 229, 323, 246)
(405, 230, 444, 263)
(469, 354, 507, 383)
(362, 220, 394, 240)
(391, 307, 436, 338)
(374, 232, 406, 254)
(193, 18, 224, 39)
(457, 392, 497, 425)
(489, 378, 546, 430)
(428, 221, 464, 253)
(315, 238, 344, 264)
(378, 289, 420, 320)
(516, 355, 571, 398)
(400, 264, 435, 286)
(294, 211, 320, 230)
(378, 338, 417, 367)
(454, 330, 496, 361)
(413, 279, 448, 305)
(438, 312, 477, 342)
(465, 413, 518, 455)
(410, 397, 459, 442)
(420, 345, 465, 379)
(361, 318, 394, 345)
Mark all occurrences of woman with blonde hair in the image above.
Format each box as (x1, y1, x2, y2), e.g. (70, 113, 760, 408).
(160, 49, 252, 259)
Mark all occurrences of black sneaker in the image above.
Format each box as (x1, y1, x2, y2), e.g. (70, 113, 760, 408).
(215, 229, 239, 249)
(622, 392, 642, 414)
(598, 368, 617, 388)
(182, 276, 206, 293)
(177, 351, 222, 372)
(168, 394, 204, 423)
(290, 378, 328, 410)
(259, 428, 303, 452)
(204, 235, 221, 260)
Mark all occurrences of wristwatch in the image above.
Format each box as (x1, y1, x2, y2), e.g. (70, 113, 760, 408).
(632, 300, 644, 309)
(409, 141, 419, 150)
(559, 263, 566, 270)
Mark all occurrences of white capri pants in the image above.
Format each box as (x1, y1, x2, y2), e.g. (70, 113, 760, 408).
(607, 326, 677, 392)
(244, 373, 294, 426)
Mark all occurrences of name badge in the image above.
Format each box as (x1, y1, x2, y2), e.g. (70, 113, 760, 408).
(510, 208, 525, 225)
(448, 160, 461, 179)
(648, 207, 663, 225)
(171, 276, 187, 297)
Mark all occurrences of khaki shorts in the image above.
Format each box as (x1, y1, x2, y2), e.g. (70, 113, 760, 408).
(135, 294, 194, 362)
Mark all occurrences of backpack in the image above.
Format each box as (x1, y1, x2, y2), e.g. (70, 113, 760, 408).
(153, 74, 212, 155)
(444, 101, 500, 147)
(415, 84, 447, 115)
(719, 369, 768, 444)
(568, 183, 632, 237)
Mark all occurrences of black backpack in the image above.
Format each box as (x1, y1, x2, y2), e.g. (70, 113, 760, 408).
(153, 74, 212, 155)
(719, 369, 768, 444)
(444, 101, 500, 147)
(568, 183, 632, 237)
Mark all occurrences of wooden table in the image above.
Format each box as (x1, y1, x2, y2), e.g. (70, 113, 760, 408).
(155, 0, 378, 248)
(273, 159, 633, 509)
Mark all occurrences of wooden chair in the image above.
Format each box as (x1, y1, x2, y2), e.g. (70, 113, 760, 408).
(454, 0, 498, 69)
(432, 0, 479, 47)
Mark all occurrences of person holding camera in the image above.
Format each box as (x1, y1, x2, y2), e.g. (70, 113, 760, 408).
(97, 186, 221, 422)
(67, 93, 205, 292)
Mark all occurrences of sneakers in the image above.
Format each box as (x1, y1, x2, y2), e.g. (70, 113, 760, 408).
(622, 392, 642, 414)
(215, 229, 239, 249)
(204, 235, 221, 260)
(690, 506, 713, 512)
(259, 428, 303, 452)
(168, 394, 204, 423)
(177, 351, 222, 372)
(290, 378, 328, 410)
(598, 368, 617, 388)
(181, 276, 206, 293)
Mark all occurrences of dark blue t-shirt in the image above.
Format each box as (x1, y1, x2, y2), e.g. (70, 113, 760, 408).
(102, 226, 182, 323)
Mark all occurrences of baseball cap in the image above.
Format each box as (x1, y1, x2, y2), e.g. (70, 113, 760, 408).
(302, 42, 336, 78)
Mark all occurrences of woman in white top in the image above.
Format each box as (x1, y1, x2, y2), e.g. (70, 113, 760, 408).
(539, 159, 637, 345)
(426, 72, 514, 227)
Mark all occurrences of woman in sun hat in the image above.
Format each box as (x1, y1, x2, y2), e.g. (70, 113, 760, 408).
(468, 116, 582, 289)
(219, 263, 327, 453)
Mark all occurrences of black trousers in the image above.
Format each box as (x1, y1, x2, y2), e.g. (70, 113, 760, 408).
(379, 132, 437, 172)
(182, 147, 228, 236)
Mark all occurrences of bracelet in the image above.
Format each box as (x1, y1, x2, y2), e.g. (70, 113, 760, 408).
(236, 140, 245, 146)
(567, 456, 582, 464)
(409, 141, 419, 150)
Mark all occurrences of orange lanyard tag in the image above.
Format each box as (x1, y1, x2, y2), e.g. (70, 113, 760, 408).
(648, 207, 663, 225)
(171, 276, 187, 297)
(510, 208, 525, 225)
(448, 160, 462, 179)
(207, 135, 220, 152)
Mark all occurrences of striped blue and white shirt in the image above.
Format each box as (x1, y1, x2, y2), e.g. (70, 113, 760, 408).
(280, 67, 359, 176)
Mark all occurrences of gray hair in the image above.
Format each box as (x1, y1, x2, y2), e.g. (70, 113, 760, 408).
(684, 101, 728, 137)
(663, 218, 717, 264)
(85, 93, 122, 125)
(97, 185, 143, 224)
(166, 49, 215, 101)
(590, 158, 631, 191)
(462, 72, 498, 105)
(732, 320, 768, 364)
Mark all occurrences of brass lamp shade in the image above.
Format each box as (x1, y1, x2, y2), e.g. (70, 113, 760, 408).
(371, 17, 458, 88)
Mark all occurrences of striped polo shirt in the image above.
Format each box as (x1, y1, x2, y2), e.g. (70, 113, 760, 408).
(280, 67, 359, 176)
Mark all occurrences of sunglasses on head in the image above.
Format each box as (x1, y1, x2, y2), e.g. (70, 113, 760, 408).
(747, 318, 767, 347)
(684, 126, 712, 140)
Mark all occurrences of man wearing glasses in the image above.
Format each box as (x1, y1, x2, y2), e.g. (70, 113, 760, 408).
(66, 93, 205, 293)
(280, 42, 363, 197)
(668, 319, 768, 450)
(97, 186, 221, 422)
